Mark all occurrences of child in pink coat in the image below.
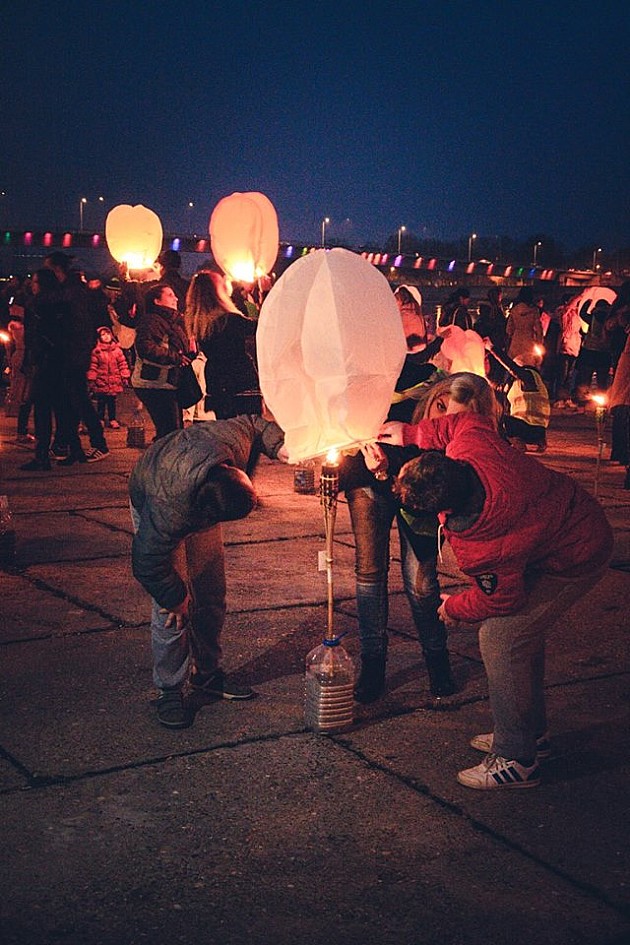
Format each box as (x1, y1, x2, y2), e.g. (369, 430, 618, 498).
(87, 326, 130, 428)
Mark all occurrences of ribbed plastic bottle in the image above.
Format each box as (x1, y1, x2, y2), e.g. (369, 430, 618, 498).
(293, 459, 316, 494)
(0, 495, 16, 568)
(304, 638, 354, 734)
(126, 408, 146, 448)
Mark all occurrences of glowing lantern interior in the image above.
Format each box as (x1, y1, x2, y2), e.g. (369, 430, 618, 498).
(256, 248, 407, 463)
(439, 325, 487, 376)
(105, 204, 163, 270)
(209, 192, 279, 283)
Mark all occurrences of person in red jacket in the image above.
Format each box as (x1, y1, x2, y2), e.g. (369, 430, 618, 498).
(377, 395, 613, 790)
(87, 326, 131, 428)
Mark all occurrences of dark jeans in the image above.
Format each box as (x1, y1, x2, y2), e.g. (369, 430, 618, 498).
(346, 485, 446, 660)
(96, 394, 117, 422)
(574, 349, 611, 405)
(57, 367, 108, 458)
(17, 402, 32, 436)
(133, 387, 182, 440)
(610, 405, 630, 465)
(554, 354, 577, 402)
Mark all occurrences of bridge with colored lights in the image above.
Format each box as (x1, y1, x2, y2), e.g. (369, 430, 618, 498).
(0, 228, 614, 289)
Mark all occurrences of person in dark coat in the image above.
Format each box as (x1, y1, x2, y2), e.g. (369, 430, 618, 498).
(131, 283, 191, 439)
(44, 252, 110, 464)
(19, 269, 69, 471)
(439, 287, 472, 331)
(184, 270, 260, 419)
(474, 287, 508, 385)
(129, 414, 287, 728)
(157, 250, 190, 314)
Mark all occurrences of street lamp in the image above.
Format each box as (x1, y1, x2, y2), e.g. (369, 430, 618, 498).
(397, 225, 406, 254)
(468, 232, 477, 263)
(592, 247, 602, 271)
(533, 241, 542, 266)
(321, 216, 330, 248)
(79, 197, 87, 231)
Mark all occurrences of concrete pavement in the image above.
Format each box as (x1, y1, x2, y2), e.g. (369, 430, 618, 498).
(1, 391, 629, 945)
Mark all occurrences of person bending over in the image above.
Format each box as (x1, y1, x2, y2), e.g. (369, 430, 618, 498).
(129, 414, 287, 729)
(378, 410, 612, 790)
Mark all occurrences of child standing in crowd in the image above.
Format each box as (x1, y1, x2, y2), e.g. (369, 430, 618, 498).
(87, 326, 130, 428)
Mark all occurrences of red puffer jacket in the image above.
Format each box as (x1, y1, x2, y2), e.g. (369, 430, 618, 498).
(87, 339, 130, 396)
(401, 413, 613, 623)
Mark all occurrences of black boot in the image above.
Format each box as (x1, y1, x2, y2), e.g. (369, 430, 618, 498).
(354, 655, 386, 704)
(424, 649, 456, 697)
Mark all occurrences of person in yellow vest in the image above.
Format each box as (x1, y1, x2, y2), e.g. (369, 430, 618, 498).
(503, 358, 550, 451)
(484, 343, 550, 452)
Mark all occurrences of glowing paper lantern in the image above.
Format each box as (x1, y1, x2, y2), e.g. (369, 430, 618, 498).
(439, 325, 487, 376)
(209, 191, 279, 283)
(105, 204, 163, 270)
(257, 248, 407, 462)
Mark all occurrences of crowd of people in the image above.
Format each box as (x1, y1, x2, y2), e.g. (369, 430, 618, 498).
(0, 249, 264, 466)
(1, 259, 628, 791)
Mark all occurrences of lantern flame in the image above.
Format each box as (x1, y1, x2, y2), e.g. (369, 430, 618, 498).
(0, 330, 11, 344)
(592, 393, 607, 407)
(533, 344, 545, 358)
(325, 448, 340, 465)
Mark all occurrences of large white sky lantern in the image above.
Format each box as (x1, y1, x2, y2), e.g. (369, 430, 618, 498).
(105, 204, 163, 270)
(209, 191, 279, 284)
(257, 248, 407, 462)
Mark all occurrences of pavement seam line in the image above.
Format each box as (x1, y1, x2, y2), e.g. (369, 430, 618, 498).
(332, 738, 630, 922)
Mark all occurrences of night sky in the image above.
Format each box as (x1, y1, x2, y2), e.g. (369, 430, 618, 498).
(2, 1, 628, 251)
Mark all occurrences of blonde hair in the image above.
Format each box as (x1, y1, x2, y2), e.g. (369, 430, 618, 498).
(184, 270, 240, 344)
(412, 372, 499, 427)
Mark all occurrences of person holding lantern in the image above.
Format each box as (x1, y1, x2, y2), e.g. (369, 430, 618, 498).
(131, 283, 191, 439)
(378, 407, 613, 790)
(129, 413, 288, 729)
(183, 270, 261, 420)
(342, 288, 460, 705)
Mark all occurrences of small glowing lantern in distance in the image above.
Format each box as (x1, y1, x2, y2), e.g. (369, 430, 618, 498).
(256, 248, 406, 463)
(209, 191, 279, 284)
(105, 204, 163, 271)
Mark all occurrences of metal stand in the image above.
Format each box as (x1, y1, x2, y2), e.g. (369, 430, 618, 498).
(319, 461, 339, 639)
(594, 405, 606, 498)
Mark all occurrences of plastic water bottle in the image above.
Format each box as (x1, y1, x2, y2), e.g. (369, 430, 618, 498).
(293, 459, 316, 494)
(304, 638, 354, 734)
(0, 495, 16, 568)
(126, 408, 146, 449)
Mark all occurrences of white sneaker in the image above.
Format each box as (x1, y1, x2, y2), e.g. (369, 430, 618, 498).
(458, 754, 541, 790)
(470, 732, 552, 760)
